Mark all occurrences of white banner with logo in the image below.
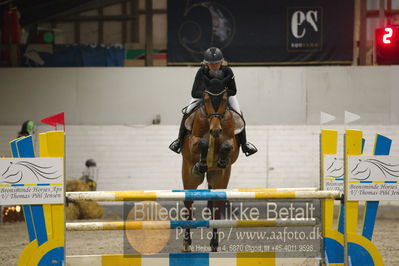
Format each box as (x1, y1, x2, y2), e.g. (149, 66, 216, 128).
(348, 156, 399, 201)
(323, 155, 344, 193)
(0, 158, 64, 205)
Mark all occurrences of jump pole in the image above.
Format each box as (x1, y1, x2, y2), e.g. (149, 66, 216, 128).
(66, 218, 317, 231)
(66, 190, 341, 201)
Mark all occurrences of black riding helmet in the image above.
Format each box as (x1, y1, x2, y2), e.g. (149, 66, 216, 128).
(203, 47, 224, 64)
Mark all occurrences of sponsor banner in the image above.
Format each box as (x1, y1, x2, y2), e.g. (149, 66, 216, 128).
(122, 201, 320, 256)
(0, 158, 64, 205)
(323, 155, 344, 193)
(348, 156, 399, 200)
(168, 0, 354, 65)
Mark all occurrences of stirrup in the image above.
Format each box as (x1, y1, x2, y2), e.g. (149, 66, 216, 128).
(169, 139, 182, 154)
(242, 142, 257, 157)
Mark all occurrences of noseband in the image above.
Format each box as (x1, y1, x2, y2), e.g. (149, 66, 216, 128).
(201, 107, 226, 120)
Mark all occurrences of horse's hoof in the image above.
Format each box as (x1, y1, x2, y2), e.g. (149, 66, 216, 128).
(210, 233, 219, 252)
(182, 242, 192, 252)
(210, 241, 219, 252)
(195, 162, 208, 174)
(192, 165, 205, 177)
(216, 159, 228, 169)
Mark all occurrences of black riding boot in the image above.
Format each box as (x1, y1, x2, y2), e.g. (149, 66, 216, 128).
(169, 115, 188, 154)
(237, 128, 257, 156)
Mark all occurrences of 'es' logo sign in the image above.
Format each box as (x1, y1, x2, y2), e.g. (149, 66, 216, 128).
(287, 7, 323, 52)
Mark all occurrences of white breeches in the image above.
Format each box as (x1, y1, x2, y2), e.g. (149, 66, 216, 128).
(186, 98, 201, 113)
(186, 96, 241, 114)
(228, 96, 241, 114)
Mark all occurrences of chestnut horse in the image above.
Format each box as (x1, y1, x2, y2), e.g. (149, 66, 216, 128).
(181, 77, 240, 252)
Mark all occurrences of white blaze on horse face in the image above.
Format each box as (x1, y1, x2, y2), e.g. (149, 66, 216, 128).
(209, 117, 222, 138)
(203, 93, 214, 114)
(218, 93, 228, 112)
(203, 93, 222, 138)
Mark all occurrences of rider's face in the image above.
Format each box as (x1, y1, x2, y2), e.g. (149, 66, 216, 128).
(207, 62, 222, 72)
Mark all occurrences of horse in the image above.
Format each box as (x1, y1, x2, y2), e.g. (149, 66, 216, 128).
(180, 76, 241, 252)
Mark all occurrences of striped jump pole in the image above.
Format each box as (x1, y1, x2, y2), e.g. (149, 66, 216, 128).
(66, 190, 341, 201)
(67, 253, 321, 266)
(72, 187, 318, 193)
(66, 218, 317, 231)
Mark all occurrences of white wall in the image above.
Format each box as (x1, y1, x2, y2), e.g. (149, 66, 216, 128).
(0, 66, 398, 125)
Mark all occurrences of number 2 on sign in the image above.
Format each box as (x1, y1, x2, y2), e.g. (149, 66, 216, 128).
(383, 28, 393, 44)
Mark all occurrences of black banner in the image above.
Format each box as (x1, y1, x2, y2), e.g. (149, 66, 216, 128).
(167, 0, 354, 65)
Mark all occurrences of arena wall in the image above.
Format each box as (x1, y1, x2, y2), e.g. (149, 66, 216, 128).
(0, 66, 398, 125)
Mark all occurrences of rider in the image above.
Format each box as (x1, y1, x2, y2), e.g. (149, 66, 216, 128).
(169, 47, 257, 156)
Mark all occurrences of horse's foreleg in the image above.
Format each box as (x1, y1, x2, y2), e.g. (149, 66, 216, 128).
(182, 160, 203, 253)
(183, 200, 193, 252)
(193, 138, 208, 174)
(208, 200, 218, 252)
(209, 199, 225, 252)
(216, 140, 232, 169)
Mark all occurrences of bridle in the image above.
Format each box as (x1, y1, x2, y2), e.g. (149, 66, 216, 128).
(201, 89, 228, 119)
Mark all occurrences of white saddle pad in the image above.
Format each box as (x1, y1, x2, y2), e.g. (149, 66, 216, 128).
(184, 110, 245, 135)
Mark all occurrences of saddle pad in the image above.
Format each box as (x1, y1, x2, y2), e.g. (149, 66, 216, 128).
(184, 112, 196, 131)
(184, 110, 245, 135)
(232, 111, 245, 134)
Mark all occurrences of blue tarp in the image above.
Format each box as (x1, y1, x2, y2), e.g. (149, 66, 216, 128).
(23, 44, 124, 67)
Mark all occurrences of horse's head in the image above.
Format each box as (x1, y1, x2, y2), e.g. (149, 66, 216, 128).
(202, 89, 228, 138)
(201, 75, 231, 138)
